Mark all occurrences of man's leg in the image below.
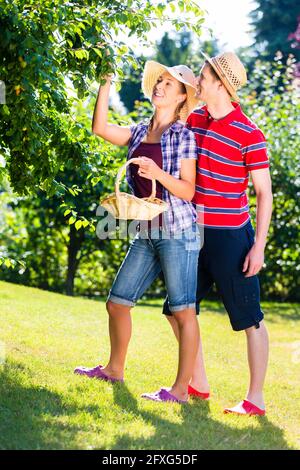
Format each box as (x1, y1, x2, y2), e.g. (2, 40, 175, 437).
(207, 223, 268, 413)
(162, 241, 213, 394)
(245, 320, 269, 409)
(166, 314, 210, 393)
(169, 308, 200, 401)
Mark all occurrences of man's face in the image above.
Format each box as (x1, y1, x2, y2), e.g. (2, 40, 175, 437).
(195, 64, 220, 103)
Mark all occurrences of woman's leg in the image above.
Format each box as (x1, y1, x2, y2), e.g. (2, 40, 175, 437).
(101, 235, 161, 379)
(100, 301, 132, 380)
(167, 314, 210, 393)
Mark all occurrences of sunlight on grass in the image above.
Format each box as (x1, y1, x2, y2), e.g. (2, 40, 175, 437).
(0, 281, 299, 450)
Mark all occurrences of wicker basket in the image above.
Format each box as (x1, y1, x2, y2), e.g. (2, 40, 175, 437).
(100, 158, 169, 220)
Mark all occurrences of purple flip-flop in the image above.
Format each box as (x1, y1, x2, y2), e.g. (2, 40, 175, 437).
(141, 387, 187, 404)
(74, 365, 124, 383)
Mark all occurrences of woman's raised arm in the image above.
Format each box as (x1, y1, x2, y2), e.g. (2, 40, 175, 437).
(92, 76, 132, 146)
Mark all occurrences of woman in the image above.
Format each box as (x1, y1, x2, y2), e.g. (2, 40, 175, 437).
(75, 60, 201, 403)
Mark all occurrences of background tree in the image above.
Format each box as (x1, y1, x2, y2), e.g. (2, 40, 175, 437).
(288, 16, 300, 77)
(249, 0, 300, 61)
(117, 57, 146, 113)
(155, 30, 191, 66)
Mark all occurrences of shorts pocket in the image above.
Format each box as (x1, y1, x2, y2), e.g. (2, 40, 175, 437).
(245, 223, 255, 249)
(232, 275, 260, 307)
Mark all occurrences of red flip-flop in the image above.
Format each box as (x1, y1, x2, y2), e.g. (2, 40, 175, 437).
(224, 399, 266, 416)
(188, 384, 210, 400)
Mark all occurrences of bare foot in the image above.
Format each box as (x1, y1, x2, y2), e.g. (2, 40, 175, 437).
(100, 365, 124, 381)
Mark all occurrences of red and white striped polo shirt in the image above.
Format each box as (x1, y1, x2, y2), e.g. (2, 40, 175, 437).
(187, 103, 270, 229)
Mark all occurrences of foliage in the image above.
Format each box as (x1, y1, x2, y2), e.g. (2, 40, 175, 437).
(0, 0, 205, 293)
(240, 56, 300, 301)
(0, 103, 130, 295)
(0, 96, 160, 296)
(0, 0, 205, 195)
(0, 2, 299, 301)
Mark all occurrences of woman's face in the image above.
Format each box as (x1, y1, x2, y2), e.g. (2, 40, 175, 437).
(151, 72, 186, 111)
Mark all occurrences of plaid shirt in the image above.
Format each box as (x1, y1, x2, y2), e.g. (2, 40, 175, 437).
(126, 121, 198, 234)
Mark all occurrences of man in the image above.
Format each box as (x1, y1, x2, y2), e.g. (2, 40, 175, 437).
(162, 52, 273, 416)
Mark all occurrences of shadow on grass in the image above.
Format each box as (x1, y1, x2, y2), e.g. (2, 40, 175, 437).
(111, 384, 294, 451)
(79, 292, 300, 323)
(135, 298, 300, 324)
(0, 361, 295, 450)
(0, 361, 100, 450)
(261, 303, 300, 323)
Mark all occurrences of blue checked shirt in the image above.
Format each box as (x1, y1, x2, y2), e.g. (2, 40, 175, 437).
(126, 121, 198, 234)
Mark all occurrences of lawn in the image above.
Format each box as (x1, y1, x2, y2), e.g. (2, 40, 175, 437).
(0, 280, 299, 450)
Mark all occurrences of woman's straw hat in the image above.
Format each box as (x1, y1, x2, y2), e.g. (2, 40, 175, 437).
(200, 51, 247, 102)
(142, 60, 200, 122)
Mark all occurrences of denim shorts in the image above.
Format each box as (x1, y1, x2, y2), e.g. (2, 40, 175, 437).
(162, 221, 264, 330)
(107, 224, 201, 312)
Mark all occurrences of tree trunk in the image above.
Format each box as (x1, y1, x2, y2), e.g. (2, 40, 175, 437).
(66, 224, 84, 296)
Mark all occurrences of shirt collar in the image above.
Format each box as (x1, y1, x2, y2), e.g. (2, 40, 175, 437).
(201, 102, 242, 125)
(169, 121, 185, 133)
(140, 120, 184, 134)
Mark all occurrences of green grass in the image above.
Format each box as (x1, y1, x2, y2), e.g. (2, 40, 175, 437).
(0, 280, 299, 450)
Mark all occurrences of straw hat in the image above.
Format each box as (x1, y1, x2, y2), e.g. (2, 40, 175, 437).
(200, 51, 247, 102)
(142, 60, 200, 122)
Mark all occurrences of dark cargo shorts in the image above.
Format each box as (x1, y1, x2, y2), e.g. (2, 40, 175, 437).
(162, 221, 264, 331)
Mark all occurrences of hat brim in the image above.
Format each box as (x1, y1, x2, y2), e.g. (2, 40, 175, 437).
(142, 60, 200, 122)
(199, 50, 240, 102)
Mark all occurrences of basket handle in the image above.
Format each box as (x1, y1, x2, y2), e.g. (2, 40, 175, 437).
(115, 158, 156, 200)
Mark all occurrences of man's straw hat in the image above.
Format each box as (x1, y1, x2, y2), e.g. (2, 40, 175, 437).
(200, 51, 247, 102)
(142, 60, 200, 122)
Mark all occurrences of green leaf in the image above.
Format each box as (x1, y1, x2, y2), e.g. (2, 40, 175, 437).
(4, 259, 12, 268)
(3, 105, 10, 115)
(75, 220, 82, 230)
(93, 48, 102, 58)
(17, 260, 26, 268)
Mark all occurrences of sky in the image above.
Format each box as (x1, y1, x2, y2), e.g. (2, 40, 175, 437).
(200, 0, 257, 50)
(127, 0, 257, 55)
